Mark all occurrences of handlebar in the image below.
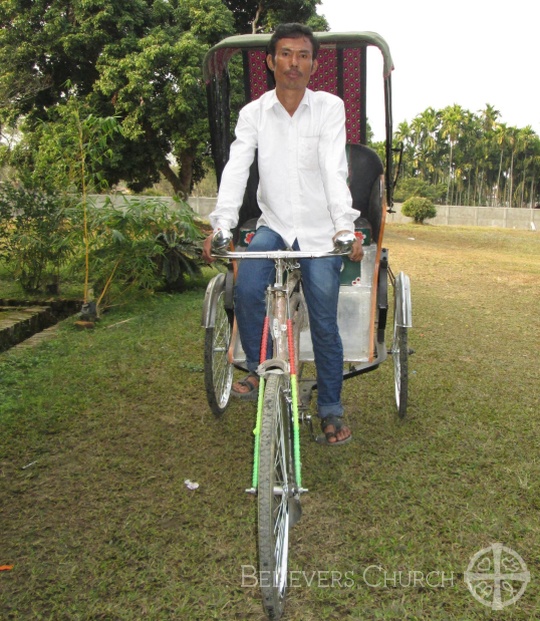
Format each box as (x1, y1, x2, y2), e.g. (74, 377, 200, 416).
(211, 230, 356, 259)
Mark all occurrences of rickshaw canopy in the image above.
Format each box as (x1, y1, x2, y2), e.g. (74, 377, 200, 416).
(203, 31, 395, 207)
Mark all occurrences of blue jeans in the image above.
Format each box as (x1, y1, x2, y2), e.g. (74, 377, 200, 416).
(234, 226, 344, 419)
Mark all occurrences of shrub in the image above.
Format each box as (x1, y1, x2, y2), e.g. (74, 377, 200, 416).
(401, 196, 437, 224)
(69, 195, 205, 309)
(0, 182, 76, 292)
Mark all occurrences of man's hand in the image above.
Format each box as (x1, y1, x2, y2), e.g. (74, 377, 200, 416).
(202, 233, 216, 264)
(348, 237, 364, 262)
(334, 230, 364, 262)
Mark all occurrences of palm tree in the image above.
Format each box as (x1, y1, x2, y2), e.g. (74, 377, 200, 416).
(440, 104, 468, 204)
(394, 120, 414, 178)
(477, 105, 501, 205)
(514, 126, 537, 207)
(493, 123, 509, 206)
(505, 126, 520, 207)
(393, 104, 540, 209)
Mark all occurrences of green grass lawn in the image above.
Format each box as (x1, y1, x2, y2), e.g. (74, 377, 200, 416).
(1, 223, 539, 620)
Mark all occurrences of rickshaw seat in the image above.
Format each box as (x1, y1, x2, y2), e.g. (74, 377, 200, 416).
(233, 145, 382, 362)
(347, 143, 384, 244)
(235, 143, 384, 245)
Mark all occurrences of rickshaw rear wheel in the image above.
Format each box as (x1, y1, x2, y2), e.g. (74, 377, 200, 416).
(392, 320, 408, 418)
(204, 287, 233, 417)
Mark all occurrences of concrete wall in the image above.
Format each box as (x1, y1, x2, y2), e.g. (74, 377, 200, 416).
(187, 196, 217, 218)
(385, 203, 539, 231)
(94, 195, 540, 231)
(187, 197, 540, 231)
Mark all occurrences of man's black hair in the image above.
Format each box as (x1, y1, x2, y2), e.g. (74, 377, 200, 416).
(267, 23, 320, 60)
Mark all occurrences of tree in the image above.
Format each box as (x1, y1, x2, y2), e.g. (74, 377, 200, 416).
(1, 1, 328, 195)
(395, 104, 540, 209)
(223, 0, 327, 33)
(95, 4, 233, 196)
(0, 0, 235, 195)
(440, 104, 470, 204)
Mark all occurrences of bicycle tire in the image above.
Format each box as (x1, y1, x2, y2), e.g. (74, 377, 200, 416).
(392, 321, 408, 418)
(258, 373, 295, 620)
(203, 288, 233, 417)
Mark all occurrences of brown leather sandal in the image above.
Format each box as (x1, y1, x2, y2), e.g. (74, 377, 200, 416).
(231, 373, 259, 401)
(316, 416, 353, 446)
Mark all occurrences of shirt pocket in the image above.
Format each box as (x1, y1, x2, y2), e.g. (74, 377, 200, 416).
(298, 136, 320, 170)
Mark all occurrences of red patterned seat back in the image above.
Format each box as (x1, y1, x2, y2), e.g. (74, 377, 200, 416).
(243, 47, 364, 145)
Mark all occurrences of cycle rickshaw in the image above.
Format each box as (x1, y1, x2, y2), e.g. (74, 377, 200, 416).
(201, 30, 412, 620)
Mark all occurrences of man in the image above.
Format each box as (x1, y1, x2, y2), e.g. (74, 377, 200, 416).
(203, 23, 362, 445)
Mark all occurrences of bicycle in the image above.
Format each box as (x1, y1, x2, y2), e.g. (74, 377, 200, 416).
(211, 229, 355, 619)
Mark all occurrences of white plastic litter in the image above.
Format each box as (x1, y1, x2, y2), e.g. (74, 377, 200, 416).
(184, 479, 200, 490)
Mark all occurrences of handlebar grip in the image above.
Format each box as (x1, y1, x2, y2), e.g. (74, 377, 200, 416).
(211, 229, 233, 255)
(332, 231, 356, 254)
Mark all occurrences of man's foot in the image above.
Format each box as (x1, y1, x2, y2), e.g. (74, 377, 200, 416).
(231, 373, 259, 401)
(316, 416, 353, 446)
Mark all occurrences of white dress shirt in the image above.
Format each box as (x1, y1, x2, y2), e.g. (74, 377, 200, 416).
(210, 88, 357, 252)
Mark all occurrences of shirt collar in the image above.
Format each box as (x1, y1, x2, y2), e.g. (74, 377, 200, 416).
(265, 88, 312, 112)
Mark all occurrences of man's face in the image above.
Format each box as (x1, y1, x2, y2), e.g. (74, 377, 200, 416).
(267, 36, 318, 92)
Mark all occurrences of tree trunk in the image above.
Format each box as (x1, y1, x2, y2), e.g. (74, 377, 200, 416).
(509, 151, 514, 208)
(159, 151, 196, 199)
(446, 142, 453, 205)
(178, 151, 196, 199)
(496, 149, 503, 206)
(159, 161, 185, 197)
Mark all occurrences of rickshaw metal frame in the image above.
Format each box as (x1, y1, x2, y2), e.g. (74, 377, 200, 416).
(201, 30, 409, 394)
(203, 31, 395, 209)
(201, 29, 412, 620)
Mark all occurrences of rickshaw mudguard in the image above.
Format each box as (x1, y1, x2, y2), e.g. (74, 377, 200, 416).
(377, 248, 389, 343)
(201, 272, 227, 328)
(394, 272, 413, 328)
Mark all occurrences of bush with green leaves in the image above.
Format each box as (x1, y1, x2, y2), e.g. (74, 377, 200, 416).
(71, 196, 205, 307)
(394, 177, 446, 204)
(401, 196, 437, 224)
(0, 182, 76, 292)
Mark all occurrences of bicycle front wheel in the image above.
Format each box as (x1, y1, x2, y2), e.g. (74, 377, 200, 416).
(258, 373, 295, 620)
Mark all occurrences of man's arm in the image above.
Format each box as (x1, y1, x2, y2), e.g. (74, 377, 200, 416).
(320, 97, 363, 261)
(208, 108, 258, 234)
(203, 106, 258, 263)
